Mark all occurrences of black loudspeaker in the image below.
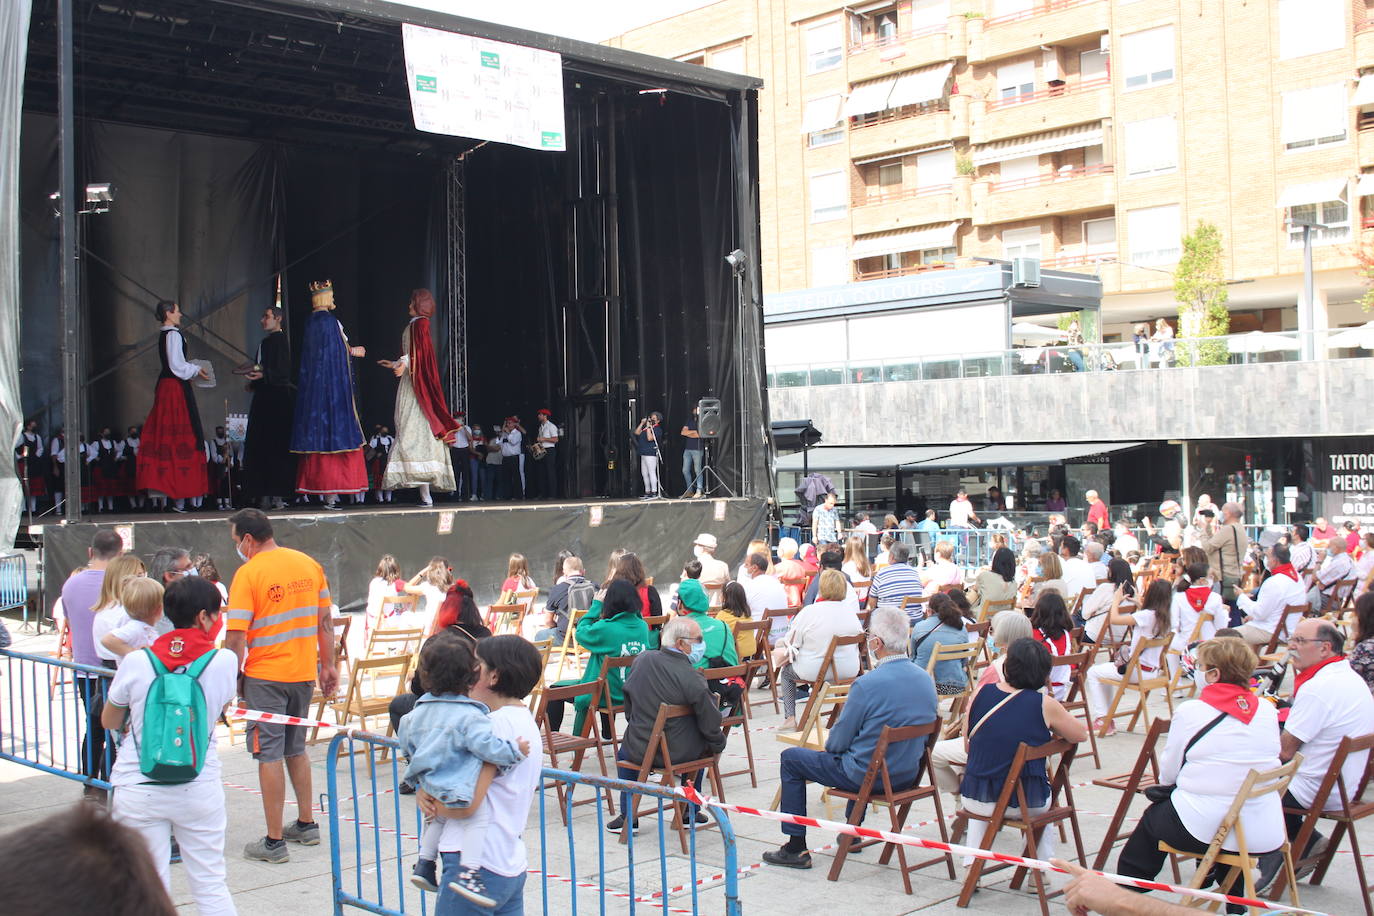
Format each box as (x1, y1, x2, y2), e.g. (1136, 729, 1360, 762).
(697, 398, 722, 438)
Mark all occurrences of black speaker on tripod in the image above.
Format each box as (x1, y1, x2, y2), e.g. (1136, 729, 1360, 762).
(697, 397, 722, 438)
(688, 396, 734, 497)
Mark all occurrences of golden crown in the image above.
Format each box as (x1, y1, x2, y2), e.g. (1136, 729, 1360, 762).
(309, 279, 333, 293)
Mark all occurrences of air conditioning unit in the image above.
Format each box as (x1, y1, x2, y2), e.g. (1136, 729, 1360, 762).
(1012, 257, 1041, 288)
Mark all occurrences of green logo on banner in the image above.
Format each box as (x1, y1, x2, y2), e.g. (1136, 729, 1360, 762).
(481, 51, 500, 69)
(415, 75, 437, 92)
(541, 131, 564, 149)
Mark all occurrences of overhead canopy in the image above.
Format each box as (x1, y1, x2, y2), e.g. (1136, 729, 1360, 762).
(844, 77, 896, 118)
(1355, 173, 1374, 197)
(850, 222, 961, 259)
(907, 441, 1144, 469)
(886, 62, 954, 108)
(775, 445, 972, 472)
(1277, 178, 1348, 209)
(1354, 74, 1374, 107)
(854, 142, 951, 166)
(971, 124, 1103, 167)
(800, 94, 843, 133)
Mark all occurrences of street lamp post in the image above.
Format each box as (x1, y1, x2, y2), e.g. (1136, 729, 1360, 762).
(1287, 215, 1327, 362)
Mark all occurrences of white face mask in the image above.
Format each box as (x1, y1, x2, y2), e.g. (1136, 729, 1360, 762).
(1191, 667, 1214, 690)
(693, 546, 706, 559)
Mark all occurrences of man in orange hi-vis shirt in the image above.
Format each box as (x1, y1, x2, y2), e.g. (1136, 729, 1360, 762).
(224, 508, 337, 865)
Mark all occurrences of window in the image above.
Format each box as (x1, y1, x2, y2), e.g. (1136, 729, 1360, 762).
(710, 44, 746, 74)
(1002, 226, 1042, 260)
(998, 59, 1036, 103)
(809, 171, 846, 222)
(1121, 27, 1174, 90)
(920, 246, 956, 265)
(1281, 84, 1348, 151)
(1287, 200, 1350, 246)
(805, 20, 843, 73)
(910, 0, 950, 32)
(1083, 217, 1116, 254)
(882, 252, 903, 271)
(1278, 0, 1344, 61)
(998, 155, 1039, 187)
(878, 162, 903, 187)
(915, 147, 955, 187)
(1124, 116, 1178, 176)
(875, 11, 899, 42)
(810, 245, 849, 287)
(802, 95, 844, 148)
(1128, 204, 1181, 266)
(1084, 145, 1104, 170)
(1079, 48, 1109, 82)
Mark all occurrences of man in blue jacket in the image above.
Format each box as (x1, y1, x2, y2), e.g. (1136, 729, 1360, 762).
(763, 605, 938, 869)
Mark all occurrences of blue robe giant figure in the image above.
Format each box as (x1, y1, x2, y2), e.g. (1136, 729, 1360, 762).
(290, 281, 368, 504)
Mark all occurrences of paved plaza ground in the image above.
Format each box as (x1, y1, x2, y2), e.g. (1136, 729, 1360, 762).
(2, 610, 1370, 915)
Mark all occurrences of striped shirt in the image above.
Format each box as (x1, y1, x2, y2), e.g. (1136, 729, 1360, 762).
(227, 546, 331, 683)
(870, 563, 923, 617)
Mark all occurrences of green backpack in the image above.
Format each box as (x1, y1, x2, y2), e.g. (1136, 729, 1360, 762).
(137, 648, 216, 784)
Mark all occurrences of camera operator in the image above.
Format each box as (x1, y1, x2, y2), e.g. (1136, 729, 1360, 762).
(634, 412, 665, 500)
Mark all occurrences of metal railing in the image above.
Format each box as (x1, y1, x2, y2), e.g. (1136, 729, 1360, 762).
(986, 0, 1104, 27)
(326, 730, 743, 916)
(847, 22, 945, 55)
(988, 162, 1113, 193)
(853, 261, 954, 282)
(766, 328, 1367, 389)
(852, 181, 954, 208)
(984, 75, 1111, 110)
(849, 99, 950, 130)
(0, 553, 29, 624)
(0, 648, 114, 790)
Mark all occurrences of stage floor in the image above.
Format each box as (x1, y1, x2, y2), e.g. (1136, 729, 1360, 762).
(33, 495, 770, 614)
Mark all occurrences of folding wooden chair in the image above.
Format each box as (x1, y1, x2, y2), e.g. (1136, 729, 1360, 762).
(1270, 733, 1374, 911)
(978, 596, 1015, 623)
(371, 594, 417, 636)
(486, 601, 528, 635)
(365, 625, 424, 660)
(730, 618, 768, 667)
(1164, 612, 1209, 701)
(1258, 603, 1311, 667)
(900, 593, 930, 617)
(1071, 586, 1094, 616)
(594, 656, 636, 757)
(1161, 758, 1302, 912)
(1091, 716, 1173, 870)
(826, 720, 956, 891)
(334, 615, 353, 667)
(703, 662, 757, 787)
(1051, 650, 1100, 770)
(966, 620, 992, 669)
(924, 641, 981, 699)
(312, 653, 414, 744)
(772, 682, 852, 809)
(534, 680, 610, 823)
(1094, 634, 1173, 737)
(794, 633, 864, 728)
(525, 637, 554, 713)
(1336, 578, 1360, 612)
(548, 607, 591, 685)
(619, 703, 726, 853)
(951, 739, 1086, 916)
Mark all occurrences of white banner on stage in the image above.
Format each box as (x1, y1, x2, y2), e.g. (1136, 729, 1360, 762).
(401, 23, 566, 152)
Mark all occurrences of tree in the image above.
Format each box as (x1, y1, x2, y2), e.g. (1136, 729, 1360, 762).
(1173, 220, 1230, 365)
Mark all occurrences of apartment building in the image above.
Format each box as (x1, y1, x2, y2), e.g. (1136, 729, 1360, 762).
(607, 0, 1374, 335)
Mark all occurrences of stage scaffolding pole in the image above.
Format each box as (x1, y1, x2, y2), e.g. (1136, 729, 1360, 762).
(57, 0, 82, 523)
(444, 157, 467, 414)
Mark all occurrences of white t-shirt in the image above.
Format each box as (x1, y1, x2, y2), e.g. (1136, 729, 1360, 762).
(499, 429, 522, 457)
(948, 498, 975, 527)
(1169, 587, 1227, 653)
(741, 573, 789, 633)
(1125, 609, 1164, 671)
(1060, 557, 1096, 603)
(106, 646, 238, 788)
(1285, 659, 1374, 809)
(93, 607, 159, 662)
(538, 420, 558, 448)
(438, 704, 542, 876)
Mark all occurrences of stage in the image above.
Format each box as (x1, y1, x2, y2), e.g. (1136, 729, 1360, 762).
(33, 495, 770, 614)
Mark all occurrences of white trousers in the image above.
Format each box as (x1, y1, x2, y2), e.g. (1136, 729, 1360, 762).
(1085, 660, 1141, 718)
(640, 455, 660, 495)
(930, 737, 967, 796)
(960, 797, 1054, 865)
(113, 779, 237, 915)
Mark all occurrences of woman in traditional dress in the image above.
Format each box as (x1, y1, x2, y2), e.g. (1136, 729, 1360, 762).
(14, 419, 46, 514)
(135, 301, 209, 512)
(290, 280, 368, 507)
(378, 289, 458, 507)
(241, 306, 297, 509)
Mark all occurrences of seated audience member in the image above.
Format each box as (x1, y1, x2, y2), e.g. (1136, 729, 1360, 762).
(1169, 555, 1227, 653)
(609, 616, 727, 832)
(1257, 618, 1374, 888)
(1235, 544, 1305, 648)
(1016, 538, 1043, 583)
(389, 590, 494, 735)
(1083, 540, 1109, 582)
(1289, 524, 1315, 576)
(735, 538, 772, 581)
(714, 580, 757, 658)
(920, 541, 963, 595)
(1, 803, 178, 916)
(763, 605, 938, 869)
(532, 555, 592, 644)
(740, 551, 790, 640)
(1030, 591, 1074, 701)
(774, 537, 807, 604)
(969, 547, 1017, 619)
(867, 541, 923, 616)
(1115, 638, 1283, 907)
(772, 569, 862, 729)
(850, 511, 878, 536)
(609, 551, 662, 618)
(669, 558, 703, 614)
(1112, 521, 1141, 557)
(959, 638, 1087, 863)
(1085, 580, 1171, 736)
(543, 580, 651, 735)
(1082, 557, 1134, 643)
(803, 545, 854, 606)
(910, 592, 970, 695)
(873, 533, 895, 567)
(841, 536, 873, 603)
(1348, 592, 1374, 693)
(1345, 520, 1362, 554)
(1027, 551, 1066, 604)
(1059, 536, 1096, 603)
(1309, 538, 1355, 612)
(1355, 533, 1374, 599)
(676, 579, 738, 669)
(691, 533, 730, 603)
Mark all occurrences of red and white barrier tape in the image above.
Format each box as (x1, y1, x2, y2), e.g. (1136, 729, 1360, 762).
(226, 706, 355, 732)
(675, 784, 1327, 916)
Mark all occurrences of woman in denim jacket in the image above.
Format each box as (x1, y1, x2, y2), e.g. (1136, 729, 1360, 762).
(398, 632, 529, 907)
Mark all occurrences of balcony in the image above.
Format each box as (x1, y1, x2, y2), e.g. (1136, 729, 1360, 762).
(974, 163, 1115, 225)
(969, 0, 1109, 64)
(846, 21, 963, 83)
(970, 77, 1110, 143)
(1358, 18, 1374, 68)
(766, 330, 1374, 445)
(854, 262, 955, 282)
(1360, 126, 1374, 169)
(850, 176, 973, 235)
(848, 95, 970, 160)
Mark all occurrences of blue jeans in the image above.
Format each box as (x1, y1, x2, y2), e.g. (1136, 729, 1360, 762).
(615, 746, 704, 819)
(480, 464, 500, 500)
(778, 747, 862, 841)
(437, 852, 526, 916)
(682, 449, 703, 494)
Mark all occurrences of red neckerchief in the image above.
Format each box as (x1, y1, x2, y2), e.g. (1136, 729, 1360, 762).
(1199, 683, 1258, 724)
(149, 627, 217, 669)
(1271, 563, 1298, 582)
(1185, 585, 1212, 613)
(1292, 654, 1346, 698)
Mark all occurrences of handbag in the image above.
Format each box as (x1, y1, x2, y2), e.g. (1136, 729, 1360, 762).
(1143, 711, 1228, 802)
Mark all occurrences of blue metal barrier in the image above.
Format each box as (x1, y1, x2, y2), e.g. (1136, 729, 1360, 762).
(0, 553, 28, 624)
(0, 648, 115, 789)
(324, 730, 743, 916)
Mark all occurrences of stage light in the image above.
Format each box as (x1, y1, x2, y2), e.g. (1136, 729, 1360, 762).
(724, 249, 746, 271)
(84, 182, 115, 205)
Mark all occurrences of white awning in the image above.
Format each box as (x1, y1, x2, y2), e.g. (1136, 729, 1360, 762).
(1356, 173, 1374, 197)
(1277, 178, 1348, 209)
(844, 77, 896, 118)
(905, 441, 1144, 470)
(854, 143, 951, 166)
(775, 445, 975, 473)
(800, 95, 843, 134)
(971, 124, 1103, 167)
(1353, 74, 1374, 107)
(849, 222, 961, 259)
(886, 62, 954, 108)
